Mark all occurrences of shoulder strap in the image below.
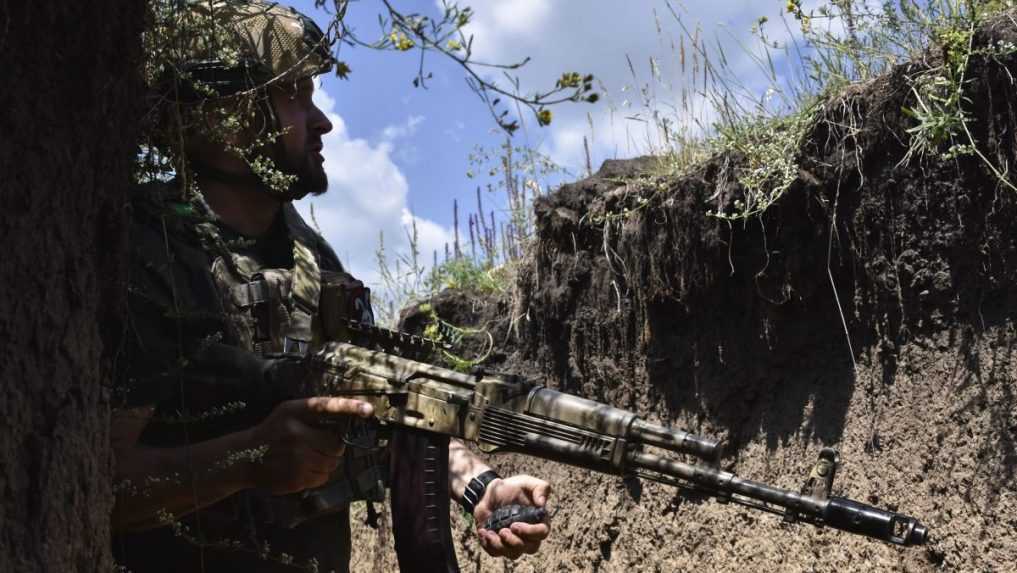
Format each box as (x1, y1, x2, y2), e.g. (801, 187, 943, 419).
(283, 215, 322, 355)
(283, 203, 344, 271)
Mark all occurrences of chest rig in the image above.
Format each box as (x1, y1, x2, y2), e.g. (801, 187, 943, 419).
(212, 236, 323, 355)
(210, 209, 386, 529)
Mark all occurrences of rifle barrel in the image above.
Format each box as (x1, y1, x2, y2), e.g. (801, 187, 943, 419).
(629, 451, 928, 546)
(630, 419, 720, 460)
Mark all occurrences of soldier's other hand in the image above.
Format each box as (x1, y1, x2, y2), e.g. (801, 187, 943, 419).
(245, 397, 373, 495)
(474, 474, 551, 560)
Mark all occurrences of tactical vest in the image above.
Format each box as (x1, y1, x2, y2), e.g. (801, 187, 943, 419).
(211, 205, 385, 529)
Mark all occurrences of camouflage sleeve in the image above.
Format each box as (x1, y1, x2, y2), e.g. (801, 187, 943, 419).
(114, 216, 228, 410)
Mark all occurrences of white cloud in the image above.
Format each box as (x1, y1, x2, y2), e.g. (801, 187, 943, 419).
(447, 0, 809, 172)
(460, 0, 552, 52)
(297, 1, 845, 293)
(296, 82, 453, 293)
(381, 115, 425, 142)
(443, 119, 467, 143)
(379, 115, 425, 165)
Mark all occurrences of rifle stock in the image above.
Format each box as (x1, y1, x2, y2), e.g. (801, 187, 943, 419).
(311, 331, 929, 548)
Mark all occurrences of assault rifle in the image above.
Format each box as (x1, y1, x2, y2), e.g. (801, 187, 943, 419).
(310, 319, 929, 547)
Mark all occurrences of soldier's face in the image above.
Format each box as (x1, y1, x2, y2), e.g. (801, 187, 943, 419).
(269, 78, 333, 196)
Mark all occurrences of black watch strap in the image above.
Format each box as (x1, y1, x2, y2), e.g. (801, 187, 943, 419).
(460, 470, 500, 515)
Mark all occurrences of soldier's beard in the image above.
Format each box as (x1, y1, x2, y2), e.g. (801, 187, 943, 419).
(274, 146, 328, 198)
(293, 153, 328, 197)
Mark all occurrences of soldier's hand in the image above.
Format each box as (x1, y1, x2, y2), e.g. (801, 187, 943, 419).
(473, 475, 552, 560)
(244, 397, 373, 495)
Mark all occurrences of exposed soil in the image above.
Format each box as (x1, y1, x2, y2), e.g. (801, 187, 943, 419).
(351, 14, 1017, 573)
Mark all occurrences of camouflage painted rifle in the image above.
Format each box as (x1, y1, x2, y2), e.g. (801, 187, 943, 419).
(312, 320, 929, 547)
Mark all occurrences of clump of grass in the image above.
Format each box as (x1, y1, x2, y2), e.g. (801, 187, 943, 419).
(900, 6, 1017, 188)
(373, 137, 561, 327)
(605, 0, 1017, 222)
(373, 219, 427, 327)
(711, 104, 818, 220)
(376, 0, 1017, 328)
(427, 257, 506, 294)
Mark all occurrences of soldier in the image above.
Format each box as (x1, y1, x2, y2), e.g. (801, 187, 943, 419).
(112, 2, 550, 571)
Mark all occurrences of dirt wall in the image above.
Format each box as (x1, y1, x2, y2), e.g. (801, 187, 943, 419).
(350, 13, 1017, 573)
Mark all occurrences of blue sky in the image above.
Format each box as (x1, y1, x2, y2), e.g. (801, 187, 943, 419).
(284, 1, 812, 296)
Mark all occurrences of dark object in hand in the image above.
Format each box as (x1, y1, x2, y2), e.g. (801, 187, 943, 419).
(483, 504, 548, 532)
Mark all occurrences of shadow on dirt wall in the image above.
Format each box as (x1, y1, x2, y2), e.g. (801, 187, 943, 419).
(635, 154, 1017, 478)
(524, 42, 1017, 473)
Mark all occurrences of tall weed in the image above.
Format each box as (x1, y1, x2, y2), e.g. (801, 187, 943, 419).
(619, 1, 1016, 219)
(373, 138, 564, 327)
(375, 0, 1017, 325)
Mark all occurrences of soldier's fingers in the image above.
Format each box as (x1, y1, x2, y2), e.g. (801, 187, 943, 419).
(529, 480, 552, 507)
(478, 529, 504, 556)
(521, 539, 541, 555)
(300, 468, 332, 491)
(509, 522, 549, 542)
(301, 397, 374, 419)
(497, 528, 527, 557)
(509, 475, 552, 506)
(298, 426, 345, 457)
(472, 508, 491, 528)
(286, 451, 338, 491)
(299, 446, 343, 473)
(269, 415, 342, 455)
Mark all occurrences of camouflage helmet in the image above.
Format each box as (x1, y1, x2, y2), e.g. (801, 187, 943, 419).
(174, 0, 337, 98)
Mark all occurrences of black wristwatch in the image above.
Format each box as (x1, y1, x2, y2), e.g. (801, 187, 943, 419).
(460, 470, 500, 515)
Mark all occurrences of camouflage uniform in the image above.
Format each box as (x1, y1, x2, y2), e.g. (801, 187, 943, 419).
(113, 185, 369, 573)
(115, 4, 460, 571)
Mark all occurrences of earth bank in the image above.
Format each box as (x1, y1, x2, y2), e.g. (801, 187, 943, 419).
(349, 14, 1017, 573)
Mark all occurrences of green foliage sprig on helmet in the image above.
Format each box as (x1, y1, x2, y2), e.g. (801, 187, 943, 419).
(170, 0, 337, 98)
(141, 0, 340, 199)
